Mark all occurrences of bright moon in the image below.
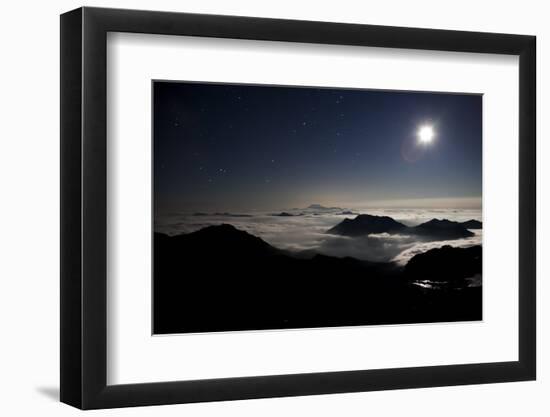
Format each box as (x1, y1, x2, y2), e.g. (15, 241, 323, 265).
(418, 125, 435, 144)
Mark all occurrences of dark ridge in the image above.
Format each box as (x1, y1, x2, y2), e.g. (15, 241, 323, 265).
(271, 212, 299, 217)
(405, 245, 482, 282)
(306, 204, 342, 211)
(327, 215, 474, 240)
(326, 214, 407, 236)
(461, 219, 482, 229)
(413, 218, 474, 239)
(212, 212, 253, 217)
(167, 223, 280, 258)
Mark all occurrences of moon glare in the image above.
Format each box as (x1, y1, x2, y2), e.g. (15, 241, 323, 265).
(418, 125, 435, 144)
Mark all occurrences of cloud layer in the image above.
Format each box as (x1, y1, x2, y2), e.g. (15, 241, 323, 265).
(155, 208, 482, 264)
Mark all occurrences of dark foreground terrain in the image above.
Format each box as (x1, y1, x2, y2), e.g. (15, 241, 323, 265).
(154, 224, 482, 334)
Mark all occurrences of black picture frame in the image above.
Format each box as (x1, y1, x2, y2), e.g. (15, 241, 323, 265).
(60, 6, 536, 410)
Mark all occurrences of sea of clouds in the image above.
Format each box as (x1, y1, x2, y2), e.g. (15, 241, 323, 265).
(155, 207, 482, 265)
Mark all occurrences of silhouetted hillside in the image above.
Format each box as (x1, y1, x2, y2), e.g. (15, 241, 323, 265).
(271, 212, 299, 217)
(306, 204, 342, 211)
(154, 225, 482, 334)
(326, 214, 407, 236)
(212, 212, 252, 217)
(338, 210, 359, 215)
(413, 219, 474, 239)
(327, 215, 474, 240)
(461, 219, 482, 229)
(406, 245, 481, 283)
(166, 223, 280, 258)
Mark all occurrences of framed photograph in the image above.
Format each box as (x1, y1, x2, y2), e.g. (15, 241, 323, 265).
(60, 7, 536, 409)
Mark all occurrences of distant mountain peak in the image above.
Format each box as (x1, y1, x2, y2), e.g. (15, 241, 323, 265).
(413, 218, 474, 239)
(271, 211, 298, 217)
(461, 219, 482, 229)
(327, 214, 474, 239)
(306, 204, 342, 211)
(418, 218, 457, 227)
(326, 214, 407, 236)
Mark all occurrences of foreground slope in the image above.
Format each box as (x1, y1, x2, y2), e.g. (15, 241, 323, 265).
(154, 224, 482, 334)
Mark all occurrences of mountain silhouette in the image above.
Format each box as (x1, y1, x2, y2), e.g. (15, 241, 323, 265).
(405, 245, 481, 283)
(413, 219, 475, 239)
(326, 214, 407, 236)
(212, 212, 253, 217)
(159, 223, 281, 259)
(271, 212, 300, 217)
(461, 219, 482, 229)
(327, 215, 474, 240)
(154, 224, 482, 334)
(306, 204, 342, 211)
(338, 210, 359, 215)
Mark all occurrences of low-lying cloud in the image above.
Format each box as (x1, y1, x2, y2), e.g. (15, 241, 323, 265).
(155, 208, 482, 264)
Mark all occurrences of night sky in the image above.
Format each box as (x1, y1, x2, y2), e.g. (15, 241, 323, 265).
(153, 81, 482, 214)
